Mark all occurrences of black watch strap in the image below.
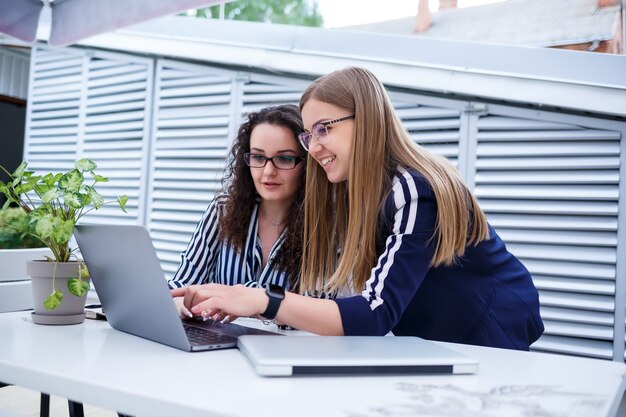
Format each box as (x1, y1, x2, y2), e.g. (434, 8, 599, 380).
(261, 284, 285, 320)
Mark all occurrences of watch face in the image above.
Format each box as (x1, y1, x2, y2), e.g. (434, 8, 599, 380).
(267, 284, 285, 298)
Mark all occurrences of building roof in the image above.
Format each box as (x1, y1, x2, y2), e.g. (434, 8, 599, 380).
(0, 13, 624, 117)
(348, 0, 622, 47)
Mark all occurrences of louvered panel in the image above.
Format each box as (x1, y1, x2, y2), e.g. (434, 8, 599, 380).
(25, 45, 83, 174)
(479, 184, 617, 200)
(148, 60, 236, 277)
(158, 95, 230, 107)
(30, 73, 80, 88)
(478, 129, 620, 142)
(475, 114, 621, 359)
(240, 79, 302, 115)
(152, 169, 221, 181)
(539, 290, 613, 312)
(150, 230, 192, 244)
(29, 136, 77, 145)
(30, 100, 82, 112)
(84, 131, 143, 141)
(532, 335, 613, 359)
(78, 52, 151, 226)
(508, 243, 616, 264)
(30, 108, 78, 119)
(488, 213, 617, 231)
(32, 79, 82, 96)
(153, 158, 224, 170)
(524, 259, 614, 280)
(84, 101, 146, 114)
(30, 116, 80, 128)
(30, 126, 80, 137)
(153, 240, 188, 257)
(479, 141, 618, 157)
(392, 99, 461, 167)
(534, 275, 614, 295)
(87, 91, 146, 107)
(161, 85, 231, 99)
(541, 306, 614, 326)
(156, 126, 228, 139)
(23, 46, 148, 233)
(544, 320, 612, 340)
(497, 229, 617, 247)
(480, 200, 618, 216)
(477, 116, 584, 131)
(151, 189, 218, 202)
(149, 220, 196, 235)
(476, 170, 618, 184)
(32, 90, 82, 103)
(152, 200, 209, 212)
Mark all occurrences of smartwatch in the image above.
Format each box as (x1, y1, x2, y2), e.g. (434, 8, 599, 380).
(261, 284, 285, 320)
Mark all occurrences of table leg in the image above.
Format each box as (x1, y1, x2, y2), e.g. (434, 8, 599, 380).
(68, 400, 84, 417)
(40, 393, 50, 417)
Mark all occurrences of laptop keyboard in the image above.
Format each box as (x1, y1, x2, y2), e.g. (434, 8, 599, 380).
(183, 323, 237, 346)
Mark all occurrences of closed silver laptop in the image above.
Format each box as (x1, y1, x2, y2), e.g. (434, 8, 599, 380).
(238, 335, 478, 376)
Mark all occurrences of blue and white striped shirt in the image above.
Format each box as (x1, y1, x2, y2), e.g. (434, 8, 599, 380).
(168, 197, 289, 290)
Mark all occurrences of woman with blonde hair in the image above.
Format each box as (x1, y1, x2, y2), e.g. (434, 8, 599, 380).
(173, 67, 543, 350)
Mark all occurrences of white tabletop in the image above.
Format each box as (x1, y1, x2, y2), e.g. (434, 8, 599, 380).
(1, 311, 625, 417)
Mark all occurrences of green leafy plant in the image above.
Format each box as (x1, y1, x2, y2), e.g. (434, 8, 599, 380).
(0, 207, 46, 249)
(0, 159, 128, 309)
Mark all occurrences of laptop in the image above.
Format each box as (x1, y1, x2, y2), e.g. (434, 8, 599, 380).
(74, 224, 279, 352)
(237, 335, 478, 376)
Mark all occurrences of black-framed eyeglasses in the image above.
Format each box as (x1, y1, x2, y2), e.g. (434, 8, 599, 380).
(243, 153, 306, 170)
(298, 114, 355, 151)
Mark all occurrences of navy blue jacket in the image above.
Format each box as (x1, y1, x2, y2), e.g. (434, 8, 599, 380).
(335, 168, 544, 350)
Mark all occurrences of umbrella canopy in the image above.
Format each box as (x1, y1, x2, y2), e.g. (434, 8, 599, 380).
(0, 0, 225, 46)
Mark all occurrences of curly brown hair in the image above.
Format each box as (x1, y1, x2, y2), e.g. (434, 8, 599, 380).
(218, 104, 305, 288)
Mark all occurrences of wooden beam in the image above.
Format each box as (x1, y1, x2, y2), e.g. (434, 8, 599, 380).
(0, 95, 26, 106)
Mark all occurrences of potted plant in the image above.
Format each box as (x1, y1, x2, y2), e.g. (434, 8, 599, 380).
(0, 159, 127, 324)
(0, 208, 51, 313)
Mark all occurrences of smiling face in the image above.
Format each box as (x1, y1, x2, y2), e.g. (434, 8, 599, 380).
(301, 98, 355, 183)
(249, 123, 305, 205)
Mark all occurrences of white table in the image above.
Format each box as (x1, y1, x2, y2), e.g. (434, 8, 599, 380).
(1, 311, 625, 417)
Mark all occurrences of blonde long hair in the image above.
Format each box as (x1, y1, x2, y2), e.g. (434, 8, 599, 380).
(298, 67, 489, 295)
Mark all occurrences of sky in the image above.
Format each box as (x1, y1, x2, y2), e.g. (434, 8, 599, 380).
(316, 0, 507, 28)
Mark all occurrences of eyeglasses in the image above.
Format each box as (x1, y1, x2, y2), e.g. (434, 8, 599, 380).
(243, 153, 306, 170)
(298, 114, 355, 151)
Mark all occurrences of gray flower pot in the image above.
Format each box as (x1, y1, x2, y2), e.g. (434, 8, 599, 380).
(27, 260, 89, 325)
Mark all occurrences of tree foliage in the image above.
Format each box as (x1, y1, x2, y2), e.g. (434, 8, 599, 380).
(192, 0, 324, 27)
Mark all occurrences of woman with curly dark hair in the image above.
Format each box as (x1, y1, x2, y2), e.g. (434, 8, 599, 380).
(168, 104, 306, 319)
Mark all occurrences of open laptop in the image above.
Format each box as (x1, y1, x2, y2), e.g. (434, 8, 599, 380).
(237, 335, 478, 376)
(74, 224, 279, 352)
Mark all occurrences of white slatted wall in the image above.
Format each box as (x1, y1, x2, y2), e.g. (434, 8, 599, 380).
(472, 113, 621, 359)
(147, 60, 236, 276)
(25, 46, 83, 173)
(81, 51, 152, 225)
(24, 45, 152, 226)
(22, 45, 625, 361)
(390, 94, 463, 167)
(239, 74, 304, 115)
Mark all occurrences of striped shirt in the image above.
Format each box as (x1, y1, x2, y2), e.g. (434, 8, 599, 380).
(168, 197, 289, 290)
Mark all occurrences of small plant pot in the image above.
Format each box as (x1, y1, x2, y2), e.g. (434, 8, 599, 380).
(27, 260, 89, 325)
